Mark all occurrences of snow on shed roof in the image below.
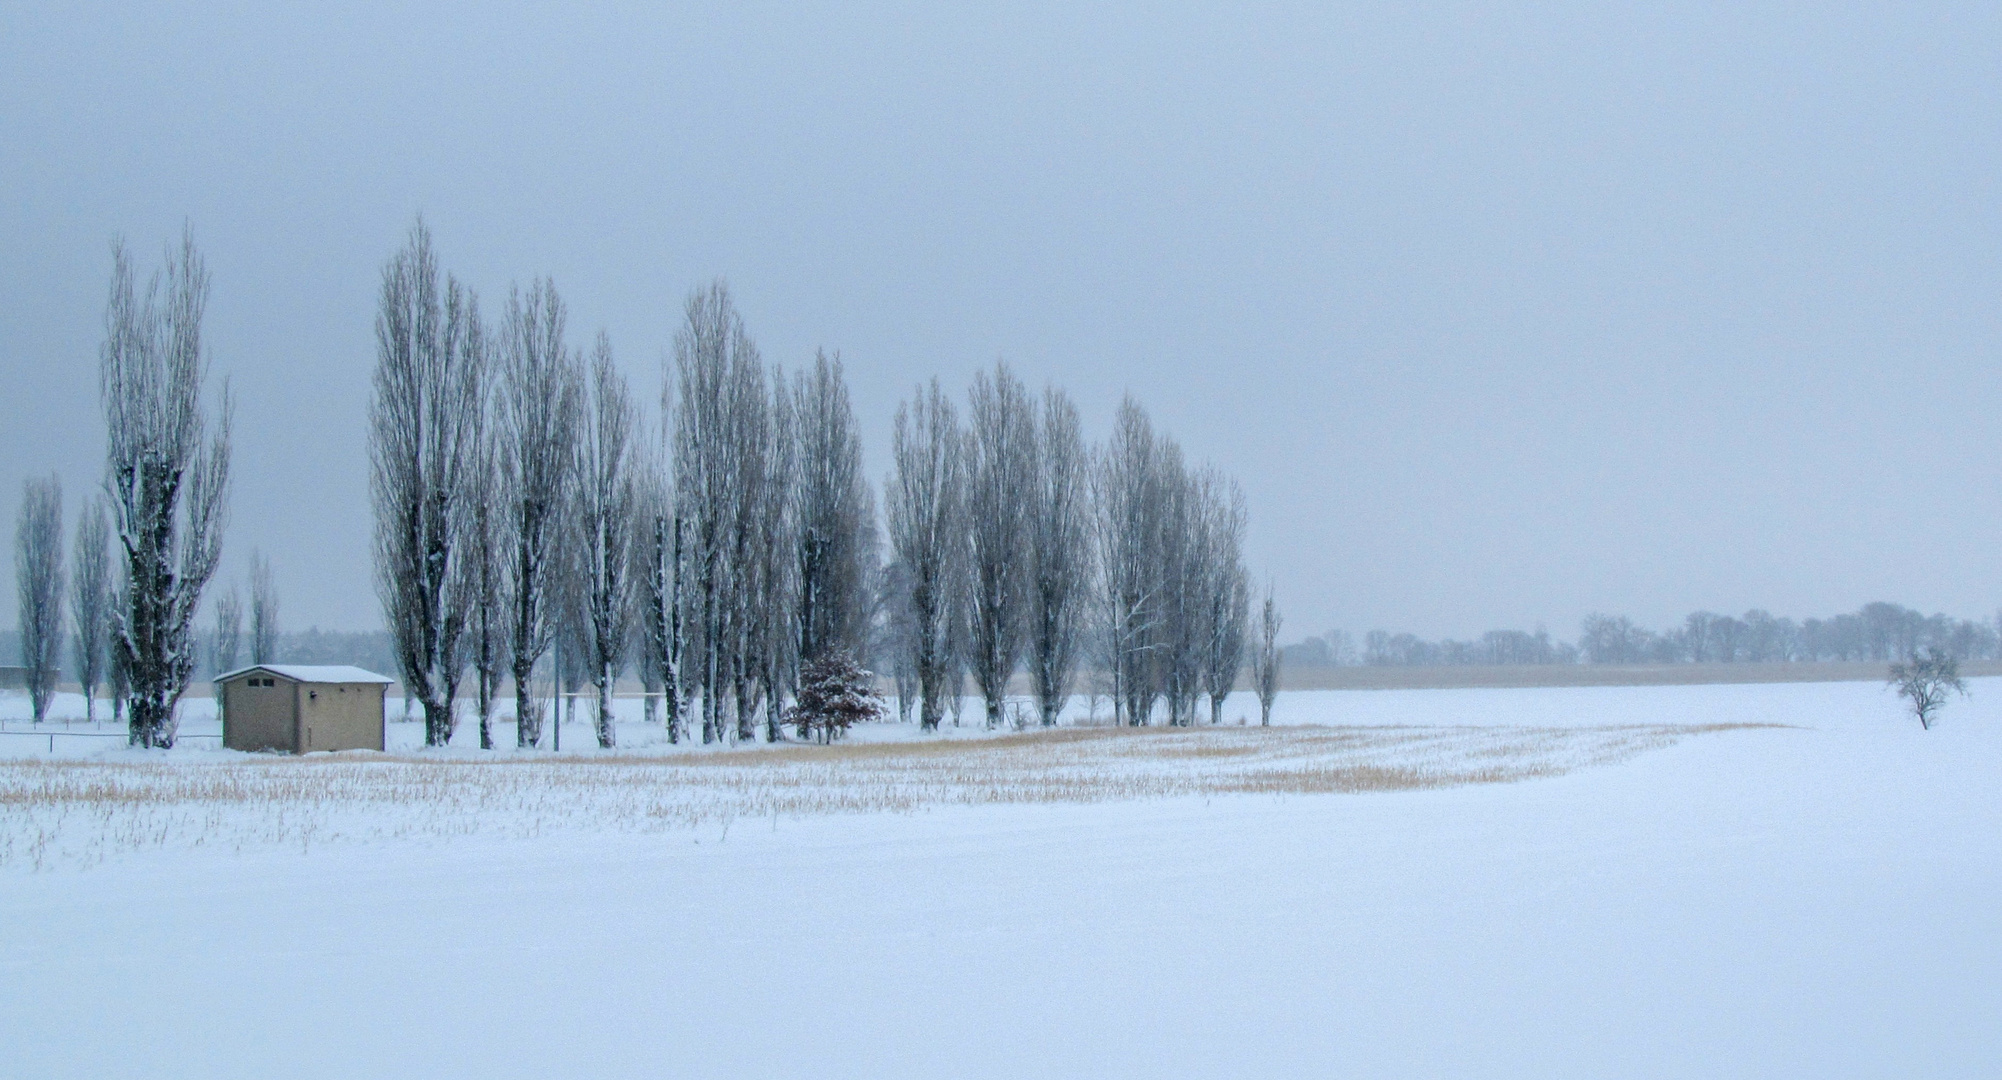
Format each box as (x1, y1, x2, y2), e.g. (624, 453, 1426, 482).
(214, 664, 396, 685)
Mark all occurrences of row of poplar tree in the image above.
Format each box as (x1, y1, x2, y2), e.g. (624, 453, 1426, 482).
(10, 465, 279, 726)
(370, 221, 1283, 750)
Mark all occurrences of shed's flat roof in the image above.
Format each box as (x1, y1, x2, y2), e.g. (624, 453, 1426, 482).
(214, 664, 396, 685)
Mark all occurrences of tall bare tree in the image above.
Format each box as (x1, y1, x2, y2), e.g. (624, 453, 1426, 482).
(792, 350, 876, 676)
(1252, 584, 1282, 726)
(1094, 398, 1160, 726)
(1198, 471, 1249, 725)
(16, 475, 65, 722)
(107, 593, 130, 725)
(370, 221, 486, 746)
(1027, 386, 1090, 727)
(209, 584, 242, 676)
(674, 284, 734, 743)
(635, 447, 685, 740)
(552, 532, 589, 732)
(964, 362, 1034, 728)
(672, 282, 783, 744)
(462, 418, 508, 749)
(747, 372, 796, 742)
(70, 499, 111, 722)
(885, 378, 964, 732)
(101, 233, 232, 748)
(877, 557, 919, 723)
(577, 334, 639, 748)
(249, 550, 278, 664)
(1153, 438, 1207, 726)
(499, 279, 581, 748)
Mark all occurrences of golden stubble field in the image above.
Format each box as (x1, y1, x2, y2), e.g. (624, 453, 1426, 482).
(0, 722, 1778, 870)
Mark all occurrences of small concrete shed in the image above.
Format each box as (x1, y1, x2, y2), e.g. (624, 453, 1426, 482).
(216, 665, 395, 754)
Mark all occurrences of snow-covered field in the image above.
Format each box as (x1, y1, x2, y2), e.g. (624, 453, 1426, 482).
(4, 679, 1999, 1077)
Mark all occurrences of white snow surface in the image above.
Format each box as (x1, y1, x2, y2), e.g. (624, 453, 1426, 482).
(3, 679, 1999, 1077)
(211, 663, 397, 684)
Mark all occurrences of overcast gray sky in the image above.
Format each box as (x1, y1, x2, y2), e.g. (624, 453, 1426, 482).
(4, 2, 2000, 641)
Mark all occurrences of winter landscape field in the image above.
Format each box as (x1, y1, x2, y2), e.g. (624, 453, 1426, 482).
(5, 677, 1998, 1078)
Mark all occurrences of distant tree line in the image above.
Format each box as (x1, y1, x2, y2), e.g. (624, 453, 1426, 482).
(1577, 603, 2000, 664)
(1283, 601, 2002, 668)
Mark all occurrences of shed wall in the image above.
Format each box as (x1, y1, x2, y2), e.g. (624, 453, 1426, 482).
(222, 677, 298, 752)
(299, 683, 386, 752)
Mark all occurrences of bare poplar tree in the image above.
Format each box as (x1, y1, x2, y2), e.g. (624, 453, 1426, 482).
(964, 362, 1034, 728)
(207, 582, 241, 732)
(577, 333, 639, 748)
(1023, 387, 1089, 726)
(1198, 472, 1250, 725)
(748, 373, 797, 742)
(793, 350, 876, 675)
(101, 233, 232, 748)
(877, 557, 919, 723)
(249, 551, 279, 664)
(107, 589, 130, 725)
(498, 279, 581, 748)
(719, 317, 778, 743)
(1094, 398, 1160, 726)
(369, 221, 485, 746)
(635, 447, 685, 740)
(71, 500, 111, 722)
(15, 475, 65, 722)
(552, 534, 589, 731)
(210, 584, 242, 676)
(1252, 584, 1282, 726)
(670, 282, 783, 744)
(1154, 438, 1206, 726)
(462, 419, 508, 749)
(885, 378, 964, 732)
(673, 283, 739, 744)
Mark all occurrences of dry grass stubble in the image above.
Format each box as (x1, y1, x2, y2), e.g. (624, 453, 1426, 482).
(0, 722, 1778, 869)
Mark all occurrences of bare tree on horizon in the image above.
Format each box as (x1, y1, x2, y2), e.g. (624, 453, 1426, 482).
(70, 499, 111, 722)
(209, 583, 241, 676)
(1198, 470, 1249, 726)
(1252, 584, 1282, 727)
(249, 550, 279, 665)
(16, 474, 65, 722)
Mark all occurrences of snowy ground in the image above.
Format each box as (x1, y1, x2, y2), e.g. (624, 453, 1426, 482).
(4, 679, 1999, 1077)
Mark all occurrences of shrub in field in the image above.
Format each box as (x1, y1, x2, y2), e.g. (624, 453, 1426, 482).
(1889, 648, 1967, 730)
(789, 650, 883, 744)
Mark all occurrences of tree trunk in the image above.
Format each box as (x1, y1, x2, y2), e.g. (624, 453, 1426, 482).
(477, 677, 494, 750)
(423, 695, 453, 748)
(515, 657, 541, 748)
(595, 671, 616, 748)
